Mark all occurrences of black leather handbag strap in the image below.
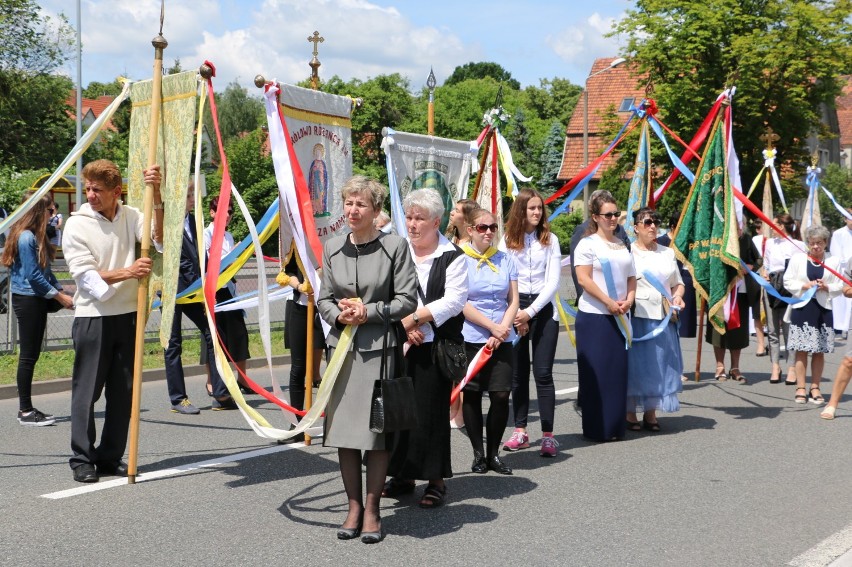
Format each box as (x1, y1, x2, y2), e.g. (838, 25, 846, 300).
(379, 304, 390, 382)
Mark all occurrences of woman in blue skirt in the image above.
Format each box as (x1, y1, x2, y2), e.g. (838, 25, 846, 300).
(574, 193, 636, 442)
(626, 207, 685, 432)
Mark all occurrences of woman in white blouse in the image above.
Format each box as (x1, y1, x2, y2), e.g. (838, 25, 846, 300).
(500, 188, 561, 457)
(574, 193, 636, 442)
(626, 208, 685, 432)
(763, 214, 804, 384)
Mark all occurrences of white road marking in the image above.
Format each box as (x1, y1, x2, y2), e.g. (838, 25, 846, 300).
(42, 387, 580, 500)
(789, 522, 852, 567)
(42, 443, 300, 500)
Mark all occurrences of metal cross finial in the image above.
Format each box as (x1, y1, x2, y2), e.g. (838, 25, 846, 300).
(308, 31, 324, 57)
(760, 126, 780, 151)
(427, 67, 436, 91)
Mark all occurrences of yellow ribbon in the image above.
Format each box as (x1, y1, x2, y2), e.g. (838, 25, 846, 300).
(463, 243, 499, 272)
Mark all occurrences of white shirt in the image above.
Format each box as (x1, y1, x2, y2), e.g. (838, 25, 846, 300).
(830, 226, 852, 264)
(500, 232, 561, 320)
(763, 237, 804, 274)
(632, 245, 683, 320)
(574, 234, 636, 315)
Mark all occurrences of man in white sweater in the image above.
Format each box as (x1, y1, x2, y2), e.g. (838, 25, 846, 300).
(62, 159, 164, 483)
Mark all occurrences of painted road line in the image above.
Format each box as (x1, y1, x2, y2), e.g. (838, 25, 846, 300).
(42, 443, 300, 500)
(556, 387, 579, 396)
(789, 522, 852, 567)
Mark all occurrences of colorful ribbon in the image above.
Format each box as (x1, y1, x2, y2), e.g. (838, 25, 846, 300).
(599, 256, 632, 348)
(450, 345, 493, 404)
(631, 270, 679, 343)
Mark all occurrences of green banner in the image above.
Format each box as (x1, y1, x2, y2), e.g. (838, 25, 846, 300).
(672, 117, 740, 334)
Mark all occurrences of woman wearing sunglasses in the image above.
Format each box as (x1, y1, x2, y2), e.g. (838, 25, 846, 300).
(573, 193, 636, 441)
(461, 208, 519, 474)
(500, 188, 561, 457)
(625, 207, 685, 432)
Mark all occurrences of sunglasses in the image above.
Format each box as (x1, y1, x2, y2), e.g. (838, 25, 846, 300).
(473, 223, 499, 234)
(639, 218, 660, 227)
(596, 211, 621, 220)
(48, 208, 56, 214)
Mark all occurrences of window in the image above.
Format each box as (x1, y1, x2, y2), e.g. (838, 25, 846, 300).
(618, 97, 635, 112)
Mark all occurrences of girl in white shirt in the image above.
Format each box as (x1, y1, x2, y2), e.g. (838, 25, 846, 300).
(500, 189, 561, 457)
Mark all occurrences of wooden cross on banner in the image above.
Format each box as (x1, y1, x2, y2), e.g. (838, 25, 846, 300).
(760, 126, 780, 151)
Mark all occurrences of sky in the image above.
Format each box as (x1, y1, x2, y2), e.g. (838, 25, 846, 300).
(39, 0, 634, 94)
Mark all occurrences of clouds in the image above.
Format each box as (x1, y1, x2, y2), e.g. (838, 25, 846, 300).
(545, 12, 625, 76)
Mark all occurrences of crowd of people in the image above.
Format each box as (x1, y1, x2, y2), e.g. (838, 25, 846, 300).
(5, 164, 852, 543)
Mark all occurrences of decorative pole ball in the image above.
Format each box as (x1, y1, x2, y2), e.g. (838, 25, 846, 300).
(254, 75, 267, 88)
(198, 64, 214, 80)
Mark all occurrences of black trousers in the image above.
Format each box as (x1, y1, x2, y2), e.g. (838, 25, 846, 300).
(12, 294, 49, 412)
(164, 301, 225, 404)
(69, 312, 136, 469)
(284, 300, 324, 411)
(511, 301, 558, 432)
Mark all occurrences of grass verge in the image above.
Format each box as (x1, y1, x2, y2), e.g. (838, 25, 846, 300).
(0, 330, 286, 386)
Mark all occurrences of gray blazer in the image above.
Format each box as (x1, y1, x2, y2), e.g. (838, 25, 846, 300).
(317, 232, 417, 351)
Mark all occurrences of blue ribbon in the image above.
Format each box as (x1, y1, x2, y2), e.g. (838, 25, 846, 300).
(383, 128, 408, 237)
(599, 256, 632, 349)
(740, 260, 817, 306)
(631, 270, 679, 343)
(648, 116, 695, 185)
(813, 173, 852, 222)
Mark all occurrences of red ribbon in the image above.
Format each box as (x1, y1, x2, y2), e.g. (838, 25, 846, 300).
(450, 346, 493, 404)
(490, 135, 498, 213)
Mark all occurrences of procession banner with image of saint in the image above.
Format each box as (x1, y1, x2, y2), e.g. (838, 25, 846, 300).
(278, 84, 352, 264)
(127, 70, 199, 346)
(381, 129, 475, 233)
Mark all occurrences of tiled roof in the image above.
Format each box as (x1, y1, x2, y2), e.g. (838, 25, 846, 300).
(65, 92, 118, 131)
(837, 75, 852, 147)
(559, 58, 648, 181)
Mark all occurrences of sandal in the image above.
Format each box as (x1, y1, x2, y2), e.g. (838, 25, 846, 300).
(820, 406, 836, 420)
(809, 387, 825, 405)
(728, 368, 747, 384)
(419, 484, 447, 509)
(642, 418, 661, 432)
(626, 419, 642, 432)
(715, 368, 728, 382)
(795, 387, 808, 404)
(755, 348, 768, 357)
(381, 478, 415, 498)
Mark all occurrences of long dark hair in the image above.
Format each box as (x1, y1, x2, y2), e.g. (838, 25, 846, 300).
(775, 213, 799, 239)
(0, 193, 56, 269)
(584, 192, 618, 236)
(446, 198, 479, 242)
(504, 188, 551, 250)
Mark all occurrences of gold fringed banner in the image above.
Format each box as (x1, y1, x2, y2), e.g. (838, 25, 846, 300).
(127, 70, 199, 346)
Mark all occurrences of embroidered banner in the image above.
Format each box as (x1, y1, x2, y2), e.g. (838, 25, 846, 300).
(127, 70, 199, 345)
(278, 84, 353, 257)
(381, 129, 475, 233)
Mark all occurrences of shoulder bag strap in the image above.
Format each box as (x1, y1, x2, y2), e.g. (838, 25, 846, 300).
(379, 304, 390, 381)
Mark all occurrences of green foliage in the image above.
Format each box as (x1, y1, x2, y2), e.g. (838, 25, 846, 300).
(0, 166, 49, 211)
(549, 209, 584, 254)
(82, 80, 124, 98)
(504, 107, 533, 181)
(445, 62, 521, 91)
(539, 121, 566, 197)
(612, 0, 852, 211)
(524, 78, 583, 128)
(0, 0, 73, 74)
(818, 164, 852, 231)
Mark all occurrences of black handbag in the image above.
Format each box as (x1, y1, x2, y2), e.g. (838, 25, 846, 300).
(415, 284, 467, 382)
(369, 305, 418, 433)
(768, 270, 791, 309)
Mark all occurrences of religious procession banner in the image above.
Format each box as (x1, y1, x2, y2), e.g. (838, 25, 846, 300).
(381, 129, 475, 234)
(278, 83, 353, 267)
(625, 120, 651, 240)
(127, 70, 199, 346)
(672, 116, 740, 334)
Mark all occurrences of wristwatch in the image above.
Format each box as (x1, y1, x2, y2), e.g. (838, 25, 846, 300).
(412, 312, 420, 325)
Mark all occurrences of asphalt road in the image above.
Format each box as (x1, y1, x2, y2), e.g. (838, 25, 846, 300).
(1, 331, 851, 566)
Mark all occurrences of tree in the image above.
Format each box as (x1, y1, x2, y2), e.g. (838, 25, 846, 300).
(445, 62, 521, 91)
(0, 0, 75, 171)
(538, 120, 566, 197)
(612, 0, 852, 211)
(504, 107, 534, 181)
(524, 78, 583, 128)
(818, 163, 852, 231)
(204, 81, 265, 158)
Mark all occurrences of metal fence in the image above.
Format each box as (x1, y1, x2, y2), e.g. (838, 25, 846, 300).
(0, 259, 286, 355)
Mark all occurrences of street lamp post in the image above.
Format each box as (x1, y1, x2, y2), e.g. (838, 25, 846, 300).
(582, 57, 626, 219)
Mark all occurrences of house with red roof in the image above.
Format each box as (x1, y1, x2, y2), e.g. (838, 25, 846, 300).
(65, 92, 118, 131)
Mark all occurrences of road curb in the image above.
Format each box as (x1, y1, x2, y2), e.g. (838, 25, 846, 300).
(0, 354, 291, 401)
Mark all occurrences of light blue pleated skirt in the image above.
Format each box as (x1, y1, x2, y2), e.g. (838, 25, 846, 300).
(626, 317, 683, 413)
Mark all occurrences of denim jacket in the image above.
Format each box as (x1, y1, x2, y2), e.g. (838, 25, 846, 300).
(10, 230, 60, 298)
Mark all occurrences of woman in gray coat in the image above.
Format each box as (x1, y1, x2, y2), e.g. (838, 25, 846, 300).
(317, 176, 417, 544)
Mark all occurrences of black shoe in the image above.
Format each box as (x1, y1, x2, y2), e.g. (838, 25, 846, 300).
(361, 525, 384, 544)
(72, 463, 98, 483)
(96, 461, 129, 477)
(471, 452, 487, 474)
(486, 455, 513, 475)
(212, 397, 238, 411)
(337, 520, 362, 540)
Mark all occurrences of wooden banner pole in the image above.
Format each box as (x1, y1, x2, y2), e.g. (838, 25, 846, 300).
(694, 298, 706, 382)
(127, 22, 167, 485)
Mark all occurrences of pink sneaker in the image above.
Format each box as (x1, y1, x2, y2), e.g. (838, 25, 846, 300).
(540, 434, 559, 458)
(503, 429, 530, 451)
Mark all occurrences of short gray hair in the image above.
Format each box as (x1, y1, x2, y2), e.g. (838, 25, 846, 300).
(340, 175, 387, 212)
(403, 188, 444, 220)
(804, 224, 830, 244)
